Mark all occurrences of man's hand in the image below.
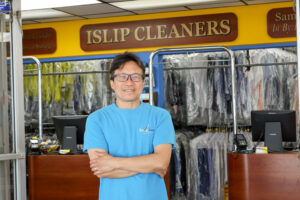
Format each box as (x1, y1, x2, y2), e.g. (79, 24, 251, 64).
(88, 149, 137, 178)
(89, 150, 116, 176)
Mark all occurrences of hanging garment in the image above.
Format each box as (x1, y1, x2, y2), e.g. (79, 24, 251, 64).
(163, 48, 297, 127)
(24, 59, 113, 124)
(186, 53, 209, 126)
(95, 60, 113, 109)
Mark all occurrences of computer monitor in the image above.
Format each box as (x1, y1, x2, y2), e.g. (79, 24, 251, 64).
(52, 115, 88, 153)
(251, 110, 296, 152)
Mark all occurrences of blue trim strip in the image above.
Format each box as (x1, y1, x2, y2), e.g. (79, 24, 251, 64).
(22, 54, 117, 64)
(39, 54, 116, 63)
(230, 42, 297, 50)
(23, 42, 296, 64)
(147, 42, 297, 59)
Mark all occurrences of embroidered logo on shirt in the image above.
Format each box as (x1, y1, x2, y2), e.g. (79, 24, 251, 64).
(139, 124, 153, 134)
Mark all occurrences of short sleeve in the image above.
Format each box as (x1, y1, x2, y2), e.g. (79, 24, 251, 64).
(83, 113, 108, 153)
(153, 110, 176, 150)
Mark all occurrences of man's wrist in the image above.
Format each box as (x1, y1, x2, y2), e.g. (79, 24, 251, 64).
(111, 156, 120, 170)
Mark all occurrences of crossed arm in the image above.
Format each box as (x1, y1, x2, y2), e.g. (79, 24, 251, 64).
(87, 143, 172, 179)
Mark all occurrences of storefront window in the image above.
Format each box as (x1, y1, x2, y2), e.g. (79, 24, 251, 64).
(0, 8, 17, 200)
(0, 160, 15, 200)
(0, 13, 13, 154)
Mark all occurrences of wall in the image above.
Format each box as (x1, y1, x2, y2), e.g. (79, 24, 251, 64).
(22, 2, 295, 59)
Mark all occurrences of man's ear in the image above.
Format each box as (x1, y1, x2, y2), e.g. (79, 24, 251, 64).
(110, 80, 115, 91)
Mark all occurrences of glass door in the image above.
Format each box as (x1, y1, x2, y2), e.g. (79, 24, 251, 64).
(0, 0, 26, 200)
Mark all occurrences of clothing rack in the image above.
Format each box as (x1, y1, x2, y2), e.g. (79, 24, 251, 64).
(23, 56, 43, 139)
(9, 56, 43, 139)
(23, 61, 298, 76)
(161, 48, 298, 128)
(23, 70, 109, 77)
(163, 61, 297, 71)
(24, 62, 297, 76)
(21, 60, 129, 124)
(149, 45, 238, 150)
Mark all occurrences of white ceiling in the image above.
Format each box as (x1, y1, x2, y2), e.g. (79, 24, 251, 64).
(22, 0, 292, 24)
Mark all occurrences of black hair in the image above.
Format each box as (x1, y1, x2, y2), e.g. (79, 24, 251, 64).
(110, 52, 145, 80)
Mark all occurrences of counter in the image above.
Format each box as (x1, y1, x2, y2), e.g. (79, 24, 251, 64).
(28, 154, 170, 200)
(228, 152, 300, 200)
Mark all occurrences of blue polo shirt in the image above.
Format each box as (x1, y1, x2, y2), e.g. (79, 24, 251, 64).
(84, 102, 176, 200)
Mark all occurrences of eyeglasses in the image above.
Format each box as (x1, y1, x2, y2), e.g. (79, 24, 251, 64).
(112, 73, 144, 82)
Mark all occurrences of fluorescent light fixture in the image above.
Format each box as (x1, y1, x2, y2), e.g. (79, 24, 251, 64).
(111, 0, 220, 10)
(21, 0, 101, 11)
(22, 9, 72, 20)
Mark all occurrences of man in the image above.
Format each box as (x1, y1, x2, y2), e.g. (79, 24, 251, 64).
(83, 52, 176, 200)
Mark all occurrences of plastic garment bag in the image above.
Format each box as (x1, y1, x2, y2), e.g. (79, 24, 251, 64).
(234, 51, 248, 125)
(163, 55, 187, 126)
(186, 53, 209, 126)
(24, 59, 113, 124)
(189, 130, 231, 200)
(95, 60, 113, 109)
(61, 62, 76, 115)
(163, 48, 297, 127)
(24, 64, 35, 122)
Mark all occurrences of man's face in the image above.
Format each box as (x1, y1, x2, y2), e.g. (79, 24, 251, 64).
(110, 61, 145, 105)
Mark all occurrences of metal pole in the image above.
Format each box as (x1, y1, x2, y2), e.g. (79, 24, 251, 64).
(163, 61, 297, 71)
(23, 56, 43, 139)
(24, 70, 109, 77)
(10, 0, 27, 199)
(0, 153, 25, 161)
(296, 0, 300, 146)
(148, 46, 237, 138)
(8, 56, 43, 139)
(0, 12, 11, 200)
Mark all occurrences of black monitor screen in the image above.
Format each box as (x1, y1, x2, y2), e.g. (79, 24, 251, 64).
(251, 110, 296, 142)
(52, 115, 88, 145)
